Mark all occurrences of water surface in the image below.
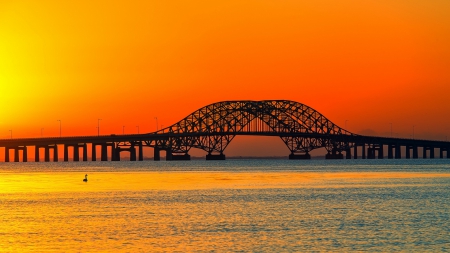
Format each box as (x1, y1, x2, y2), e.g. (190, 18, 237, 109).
(1, 160, 449, 252)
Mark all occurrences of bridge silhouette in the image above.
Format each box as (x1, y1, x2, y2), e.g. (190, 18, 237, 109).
(1, 100, 449, 162)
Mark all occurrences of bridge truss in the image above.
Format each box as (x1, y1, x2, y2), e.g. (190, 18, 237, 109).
(137, 100, 356, 159)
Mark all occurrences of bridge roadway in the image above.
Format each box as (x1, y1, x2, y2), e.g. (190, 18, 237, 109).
(0, 132, 449, 162)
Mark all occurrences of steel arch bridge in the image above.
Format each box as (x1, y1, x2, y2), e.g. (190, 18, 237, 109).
(2, 100, 450, 162)
(143, 100, 356, 159)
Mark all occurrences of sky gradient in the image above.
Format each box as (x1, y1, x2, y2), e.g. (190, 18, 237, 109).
(1, 0, 450, 156)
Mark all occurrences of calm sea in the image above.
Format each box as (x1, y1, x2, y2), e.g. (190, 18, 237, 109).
(1, 159, 449, 252)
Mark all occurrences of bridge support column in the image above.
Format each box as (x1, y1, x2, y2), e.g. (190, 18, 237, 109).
(423, 147, 427, 159)
(413, 146, 418, 159)
(171, 154, 191, 160)
(81, 144, 87, 161)
(378, 144, 384, 159)
(92, 144, 97, 161)
(23, 147, 27, 162)
(101, 144, 108, 161)
(73, 145, 79, 162)
(154, 147, 160, 161)
(367, 147, 375, 159)
(138, 142, 143, 161)
(114, 147, 121, 161)
(45, 147, 50, 162)
(14, 149, 19, 162)
(289, 153, 311, 160)
(430, 148, 435, 159)
(345, 149, 351, 159)
(5, 148, 10, 162)
(353, 144, 358, 159)
(395, 144, 401, 159)
(448, 148, 450, 159)
(64, 145, 69, 161)
(53, 146, 58, 162)
(111, 144, 118, 161)
(206, 153, 226, 160)
(326, 149, 343, 159)
(166, 149, 173, 161)
(130, 144, 136, 161)
(388, 145, 393, 159)
(440, 148, 444, 159)
(35, 147, 40, 162)
(362, 144, 366, 159)
(406, 146, 411, 159)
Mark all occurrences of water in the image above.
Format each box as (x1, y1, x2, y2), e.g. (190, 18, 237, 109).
(1, 159, 450, 252)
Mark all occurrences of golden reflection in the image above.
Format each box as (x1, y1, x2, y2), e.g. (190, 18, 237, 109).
(1, 171, 449, 194)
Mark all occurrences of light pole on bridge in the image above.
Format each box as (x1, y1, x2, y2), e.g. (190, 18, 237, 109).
(97, 118, 101, 136)
(154, 117, 158, 131)
(57, 120, 61, 137)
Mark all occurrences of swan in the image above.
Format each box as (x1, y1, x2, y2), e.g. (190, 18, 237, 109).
(83, 174, 88, 182)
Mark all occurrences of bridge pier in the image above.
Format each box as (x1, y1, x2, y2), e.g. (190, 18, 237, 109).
(406, 146, 411, 159)
(378, 144, 384, 159)
(113, 146, 136, 161)
(353, 144, 358, 159)
(15, 147, 27, 162)
(361, 144, 366, 159)
(101, 144, 108, 161)
(367, 147, 375, 159)
(388, 144, 393, 159)
(5, 147, 27, 162)
(206, 153, 226, 160)
(166, 150, 173, 161)
(413, 146, 418, 159)
(111, 144, 118, 161)
(130, 144, 137, 161)
(138, 142, 143, 161)
(64, 145, 69, 161)
(63, 144, 88, 162)
(53, 145, 59, 162)
(45, 147, 50, 162)
(73, 145, 79, 161)
(171, 154, 191, 160)
(92, 143, 98, 161)
(82, 144, 88, 161)
(395, 144, 401, 159)
(14, 149, 20, 162)
(154, 147, 160, 161)
(289, 153, 311, 159)
(325, 149, 343, 159)
(345, 148, 351, 159)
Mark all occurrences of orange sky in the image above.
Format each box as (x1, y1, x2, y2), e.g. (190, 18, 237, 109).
(1, 0, 450, 156)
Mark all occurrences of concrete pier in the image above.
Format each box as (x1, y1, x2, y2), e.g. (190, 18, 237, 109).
(206, 154, 226, 160)
(171, 154, 191, 160)
(289, 153, 311, 159)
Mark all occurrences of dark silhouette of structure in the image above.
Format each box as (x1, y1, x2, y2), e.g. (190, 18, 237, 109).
(1, 100, 449, 162)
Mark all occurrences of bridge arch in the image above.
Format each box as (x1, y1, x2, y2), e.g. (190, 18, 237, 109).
(149, 100, 356, 158)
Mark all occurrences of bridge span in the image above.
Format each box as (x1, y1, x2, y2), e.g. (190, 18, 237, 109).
(1, 100, 449, 162)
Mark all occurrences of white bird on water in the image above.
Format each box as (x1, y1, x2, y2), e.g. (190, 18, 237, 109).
(83, 174, 88, 182)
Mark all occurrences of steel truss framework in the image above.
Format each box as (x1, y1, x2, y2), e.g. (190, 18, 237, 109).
(137, 100, 356, 156)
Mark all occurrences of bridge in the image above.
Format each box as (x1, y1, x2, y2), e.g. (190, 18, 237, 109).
(1, 100, 449, 162)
